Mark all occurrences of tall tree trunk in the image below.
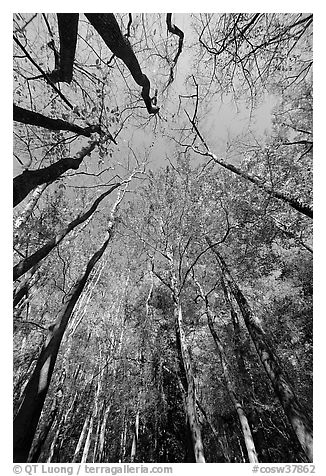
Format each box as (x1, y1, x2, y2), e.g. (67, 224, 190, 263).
(45, 392, 77, 462)
(92, 419, 101, 463)
(13, 263, 40, 308)
(72, 415, 91, 463)
(119, 412, 127, 463)
(221, 277, 248, 384)
(206, 237, 313, 462)
(13, 234, 112, 462)
(14, 104, 100, 137)
(207, 307, 258, 463)
(81, 415, 94, 463)
(14, 184, 48, 239)
(97, 405, 110, 462)
(130, 411, 139, 462)
(196, 399, 230, 462)
(48, 14, 79, 83)
(13, 139, 98, 207)
(85, 14, 159, 115)
(14, 182, 121, 280)
(194, 276, 258, 462)
(174, 303, 206, 463)
(28, 398, 58, 462)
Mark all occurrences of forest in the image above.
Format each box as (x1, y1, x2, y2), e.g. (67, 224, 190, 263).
(13, 13, 313, 464)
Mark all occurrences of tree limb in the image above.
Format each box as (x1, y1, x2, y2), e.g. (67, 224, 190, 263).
(85, 14, 159, 115)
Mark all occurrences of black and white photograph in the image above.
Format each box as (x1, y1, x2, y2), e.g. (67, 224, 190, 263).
(12, 12, 313, 468)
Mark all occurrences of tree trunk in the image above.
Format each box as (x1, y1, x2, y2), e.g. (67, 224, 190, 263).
(194, 275, 258, 462)
(48, 14, 79, 83)
(175, 303, 206, 463)
(81, 415, 94, 463)
(85, 14, 159, 115)
(14, 183, 121, 280)
(14, 184, 48, 239)
(45, 392, 77, 462)
(196, 399, 230, 462)
(13, 234, 112, 462)
(13, 263, 40, 308)
(119, 413, 127, 463)
(200, 149, 312, 218)
(207, 307, 258, 463)
(92, 419, 101, 463)
(13, 140, 97, 207)
(206, 237, 313, 462)
(72, 415, 90, 463)
(28, 398, 58, 462)
(14, 104, 99, 137)
(130, 411, 139, 462)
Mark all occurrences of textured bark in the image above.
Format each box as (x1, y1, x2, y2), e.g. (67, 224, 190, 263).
(206, 237, 313, 462)
(13, 140, 97, 207)
(130, 411, 139, 462)
(14, 183, 121, 281)
(194, 276, 258, 462)
(14, 184, 48, 238)
(13, 264, 40, 308)
(165, 14, 184, 86)
(28, 399, 58, 462)
(81, 416, 94, 463)
(85, 14, 159, 115)
(221, 277, 248, 380)
(48, 14, 79, 83)
(13, 235, 111, 462)
(72, 415, 91, 463)
(14, 104, 100, 137)
(207, 308, 258, 463)
(45, 392, 77, 462)
(197, 148, 312, 218)
(175, 304, 206, 463)
(97, 404, 110, 462)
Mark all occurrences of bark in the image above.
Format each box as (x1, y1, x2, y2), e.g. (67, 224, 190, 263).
(14, 183, 121, 280)
(13, 35, 75, 110)
(206, 237, 313, 462)
(13, 234, 112, 462)
(175, 303, 206, 463)
(45, 422, 61, 463)
(13, 140, 97, 207)
(14, 184, 48, 238)
(194, 276, 258, 462)
(130, 411, 139, 462)
(28, 398, 58, 462)
(119, 413, 127, 463)
(207, 307, 258, 463)
(165, 14, 184, 86)
(221, 277, 248, 380)
(195, 147, 312, 218)
(196, 399, 230, 462)
(81, 415, 94, 463)
(14, 104, 100, 137)
(81, 376, 102, 463)
(85, 14, 159, 115)
(92, 420, 101, 463)
(45, 392, 77, 462)
(13, 264, 40, 308)
(48, 14, 79, 83)
(72, 415, 91, 463)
